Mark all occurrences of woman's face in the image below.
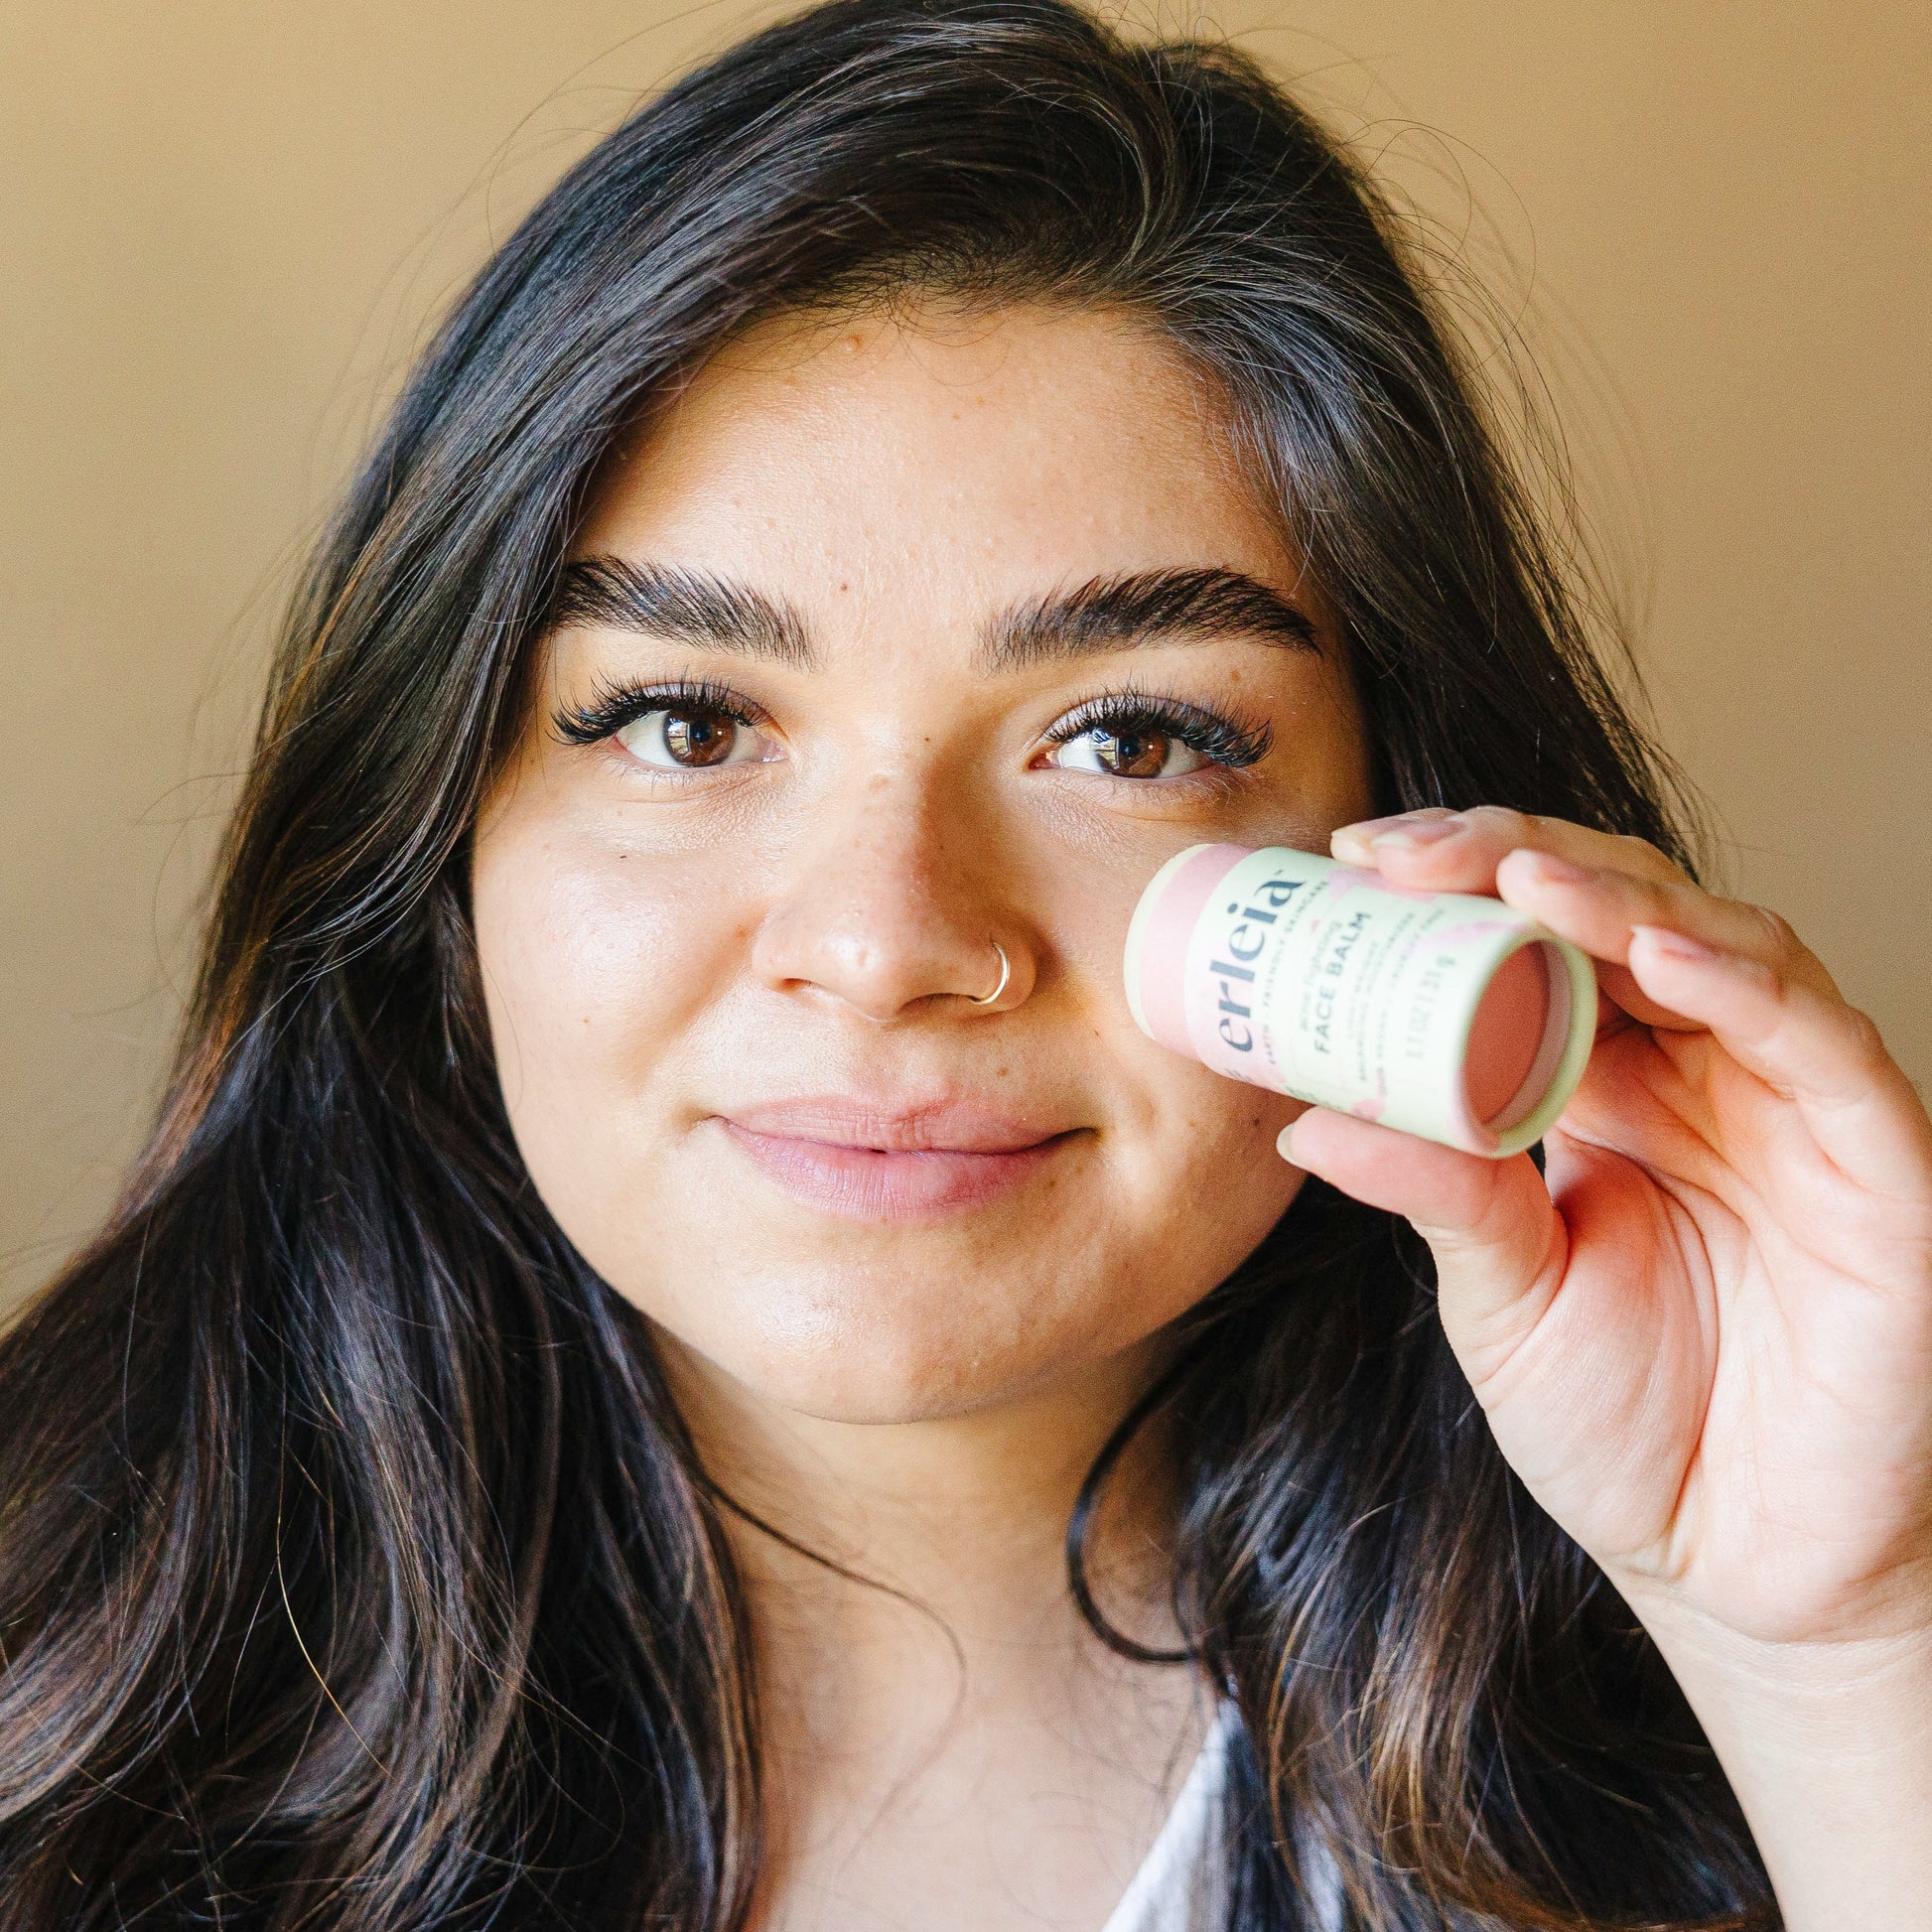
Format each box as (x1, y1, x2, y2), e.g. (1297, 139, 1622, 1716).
(474, 303, 1375, 1424)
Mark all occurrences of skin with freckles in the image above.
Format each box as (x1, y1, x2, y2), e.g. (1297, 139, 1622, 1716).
(474, 303, 1372, 1429)
(472, 301, 1932, 1930)
(472, 303, 1375, 1930)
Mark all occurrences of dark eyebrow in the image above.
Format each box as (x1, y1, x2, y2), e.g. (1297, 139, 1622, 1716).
(980, 567, 1319, 671)
(551, 556, 817, 669)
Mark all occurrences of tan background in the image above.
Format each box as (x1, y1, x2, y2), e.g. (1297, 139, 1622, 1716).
(4, 1, 1927, 1311)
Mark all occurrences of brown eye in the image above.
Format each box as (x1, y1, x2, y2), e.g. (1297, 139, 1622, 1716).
(1047, 724, 1204, 779)
(616, 706, 764, 770)
(1096, 728, 1172, 777)
(661, 710, 736, 765)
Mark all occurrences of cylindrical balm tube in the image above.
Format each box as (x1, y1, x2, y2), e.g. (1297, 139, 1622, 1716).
(1124, 844, 1597, 1158)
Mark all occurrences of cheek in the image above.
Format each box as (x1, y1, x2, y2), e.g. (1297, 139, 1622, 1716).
(1105, 1027, 1310, 1290)
(983, 836, 1309, 1347)
(1032, 839, 1310, 1317)
(470, 803, 749, 1217)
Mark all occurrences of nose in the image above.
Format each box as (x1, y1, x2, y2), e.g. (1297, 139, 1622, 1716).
(750, 768, 1035, 1023)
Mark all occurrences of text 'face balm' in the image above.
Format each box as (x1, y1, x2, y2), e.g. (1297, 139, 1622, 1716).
(1124, 844, 1597, 1158)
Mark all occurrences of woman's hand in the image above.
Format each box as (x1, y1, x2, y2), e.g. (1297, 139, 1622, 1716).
(1281, 806, 1932, 1928)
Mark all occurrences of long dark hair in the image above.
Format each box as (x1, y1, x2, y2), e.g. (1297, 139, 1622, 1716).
(0, 2, 1774, 1924)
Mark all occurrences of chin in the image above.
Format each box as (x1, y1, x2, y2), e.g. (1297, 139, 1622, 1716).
(621, 1250, 1180, 1426)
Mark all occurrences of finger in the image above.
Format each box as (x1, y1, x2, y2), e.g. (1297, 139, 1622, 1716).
(1331, 805, 1688, 900)
(1489, 845, 1842, 1035)
(1331, 805, 1459, 851)
(1279, 1106, 1568, 1380)
(1494, 846, 1837, 988)
(1623, 922, 1932, 1202)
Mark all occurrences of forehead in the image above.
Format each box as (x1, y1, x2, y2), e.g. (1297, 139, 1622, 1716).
(574, 301, 1302, 612)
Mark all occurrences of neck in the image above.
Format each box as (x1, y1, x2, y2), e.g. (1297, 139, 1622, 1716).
(654, 1332, 1214, 1930)
(657, 1325, 1196, 1743)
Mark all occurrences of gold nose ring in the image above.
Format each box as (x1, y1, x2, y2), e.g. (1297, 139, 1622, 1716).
(969, 941, 1012, 1007)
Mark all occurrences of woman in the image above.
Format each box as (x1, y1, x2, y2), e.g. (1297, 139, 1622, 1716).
(2, 1, 1926, 1925)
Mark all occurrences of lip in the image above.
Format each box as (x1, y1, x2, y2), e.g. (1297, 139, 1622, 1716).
(715, 1096, 1081, 1222)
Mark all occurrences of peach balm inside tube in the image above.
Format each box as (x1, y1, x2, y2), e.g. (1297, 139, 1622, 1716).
(1124, 845, 1597, 1157)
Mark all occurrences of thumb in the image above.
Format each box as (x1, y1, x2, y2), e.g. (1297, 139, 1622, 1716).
(1280, 1108, 1568, 1383)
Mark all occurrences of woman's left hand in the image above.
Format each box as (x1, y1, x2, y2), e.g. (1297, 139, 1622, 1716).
(1286, 805, 1932, 1654)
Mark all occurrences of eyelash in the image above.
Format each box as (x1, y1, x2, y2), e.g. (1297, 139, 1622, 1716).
(551, 677, 1272, 773)
(552, 676, 768, 747)
(1043, 687, 1273, 771)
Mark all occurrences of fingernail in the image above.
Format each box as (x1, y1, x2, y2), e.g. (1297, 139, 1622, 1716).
(1529, 851, 1594, 886)
(1340, 807, 1453, 835)
(1343, 809, 1436, 834)
(1632, 923, 1717, 963)
(1371, 818, 1464, 851)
